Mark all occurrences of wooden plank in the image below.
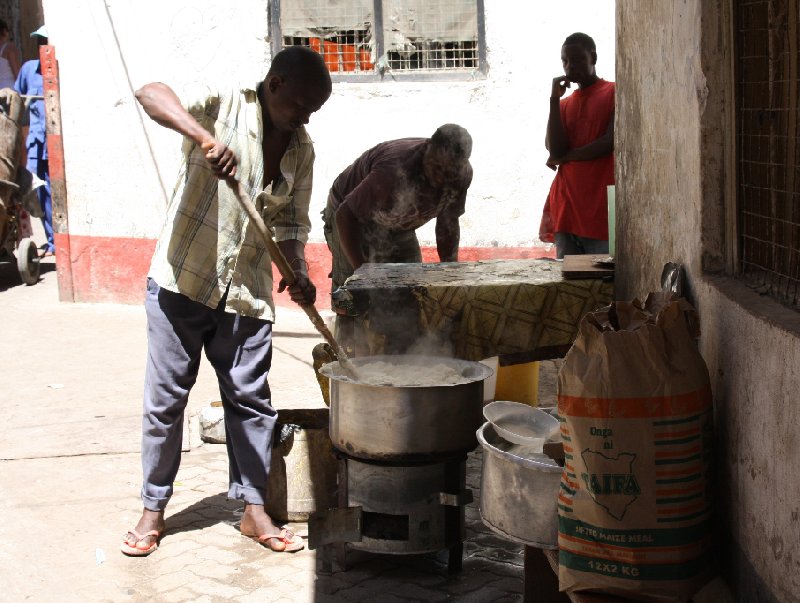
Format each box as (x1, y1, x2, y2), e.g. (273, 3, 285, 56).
(344, 258, 565, 291)
(524, 546, 568, 603)
(41, 44, 75, 301)
(561, 255, 614, 280)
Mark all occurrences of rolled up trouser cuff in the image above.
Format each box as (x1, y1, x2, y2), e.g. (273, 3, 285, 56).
(229, 484, 266, 506)
(141, 491, 170, 512)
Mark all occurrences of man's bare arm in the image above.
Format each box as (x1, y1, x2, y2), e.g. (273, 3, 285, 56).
(135, 82, 237, 178)
(545, 76, 570, 157)
(276, 239, 316, 306)
(435, 213, 460, 262)
(335, 204, 366, 271)
(546, 113, 614, 169)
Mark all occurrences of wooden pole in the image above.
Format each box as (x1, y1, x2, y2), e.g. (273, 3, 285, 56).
(40, 44, 74, 301)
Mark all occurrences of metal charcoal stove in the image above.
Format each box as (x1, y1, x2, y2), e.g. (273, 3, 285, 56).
(310, 355, 493, 573)
(310, 451, 471, 573)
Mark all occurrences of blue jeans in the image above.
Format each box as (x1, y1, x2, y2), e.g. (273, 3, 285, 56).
(554, 232, 609, 259)
(28, 155, 52, 252)
(141, 278, 276, 511)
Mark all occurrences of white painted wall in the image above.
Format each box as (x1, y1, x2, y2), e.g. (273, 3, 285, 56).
(42, 0, 614, 248)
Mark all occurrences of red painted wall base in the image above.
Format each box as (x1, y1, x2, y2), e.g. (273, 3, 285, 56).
(55, 234, 556, 309)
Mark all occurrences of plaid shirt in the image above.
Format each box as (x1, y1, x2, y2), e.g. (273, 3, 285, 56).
(148, 84, 315, 321)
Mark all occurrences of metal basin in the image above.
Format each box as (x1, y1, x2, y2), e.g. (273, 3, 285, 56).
(321, 355, 492, 461)
(477, 421, 562, 549)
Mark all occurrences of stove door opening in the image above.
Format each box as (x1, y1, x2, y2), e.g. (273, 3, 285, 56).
(362, 511, 410, 541)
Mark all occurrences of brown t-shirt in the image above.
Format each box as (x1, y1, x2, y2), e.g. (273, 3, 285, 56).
(330, 138, 472, 231)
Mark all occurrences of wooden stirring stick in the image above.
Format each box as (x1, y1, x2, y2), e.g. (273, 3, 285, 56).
(228, 179, 359, 378)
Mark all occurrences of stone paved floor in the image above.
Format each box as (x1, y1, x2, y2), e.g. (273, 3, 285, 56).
(2, 444, 527, 602)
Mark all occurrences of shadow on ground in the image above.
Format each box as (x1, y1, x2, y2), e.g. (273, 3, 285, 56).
(159, 491, 244, 539)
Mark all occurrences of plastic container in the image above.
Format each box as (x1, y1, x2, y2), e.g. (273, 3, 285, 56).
(341, 44, 357, 71)
(479, 356, 499, 402)
(494, 361, 540, 406)
(266, 408, 338, 522)
(483, 400, 560, 453)
(198, 401, 225, 444)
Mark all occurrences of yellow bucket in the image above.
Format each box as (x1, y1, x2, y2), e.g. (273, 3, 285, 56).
(495, 361, 539, 406)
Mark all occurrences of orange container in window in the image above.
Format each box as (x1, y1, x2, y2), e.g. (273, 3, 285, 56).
(322, 41, 339, 72)
(341, 44, 357, 71)
(359, 48, 374, 70)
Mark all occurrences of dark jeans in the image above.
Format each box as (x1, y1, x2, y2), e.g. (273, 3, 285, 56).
(554, 232, 609, 259)
(28, 154, 52, 252)
(141, 278, 276, 511)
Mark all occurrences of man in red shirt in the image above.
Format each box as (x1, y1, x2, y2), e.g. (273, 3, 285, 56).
(541, 32, 615, 258)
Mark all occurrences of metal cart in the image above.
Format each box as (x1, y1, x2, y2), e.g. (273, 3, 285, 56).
(0, 87, 40, 285)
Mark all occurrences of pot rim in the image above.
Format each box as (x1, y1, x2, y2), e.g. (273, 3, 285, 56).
(320, 354, 493, 387)
(477, 422, 562, 472)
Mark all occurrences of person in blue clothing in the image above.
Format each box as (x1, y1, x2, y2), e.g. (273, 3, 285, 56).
(14, 25, 52, 256)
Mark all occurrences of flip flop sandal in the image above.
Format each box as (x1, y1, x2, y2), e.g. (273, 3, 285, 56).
(120, 528, 163, 556)
(244, 527, 305, 553)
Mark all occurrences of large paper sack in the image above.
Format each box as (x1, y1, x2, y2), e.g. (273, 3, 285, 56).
(557, 293, 713, 602)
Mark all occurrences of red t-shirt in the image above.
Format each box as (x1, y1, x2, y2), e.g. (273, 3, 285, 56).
(546, 79, 615, 240)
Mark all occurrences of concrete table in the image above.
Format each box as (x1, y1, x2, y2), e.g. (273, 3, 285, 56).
(333, 258, 614, 361)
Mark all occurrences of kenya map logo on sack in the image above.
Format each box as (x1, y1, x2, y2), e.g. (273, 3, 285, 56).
(580, 446, 640, 521)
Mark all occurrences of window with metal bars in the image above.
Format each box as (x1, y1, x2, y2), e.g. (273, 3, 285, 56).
(735, 0, 800, 309)
(270, 0, 486, 81)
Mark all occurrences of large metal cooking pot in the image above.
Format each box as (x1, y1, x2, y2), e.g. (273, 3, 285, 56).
(321, 355, 492, 461)
(477, 421, 562, 549)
